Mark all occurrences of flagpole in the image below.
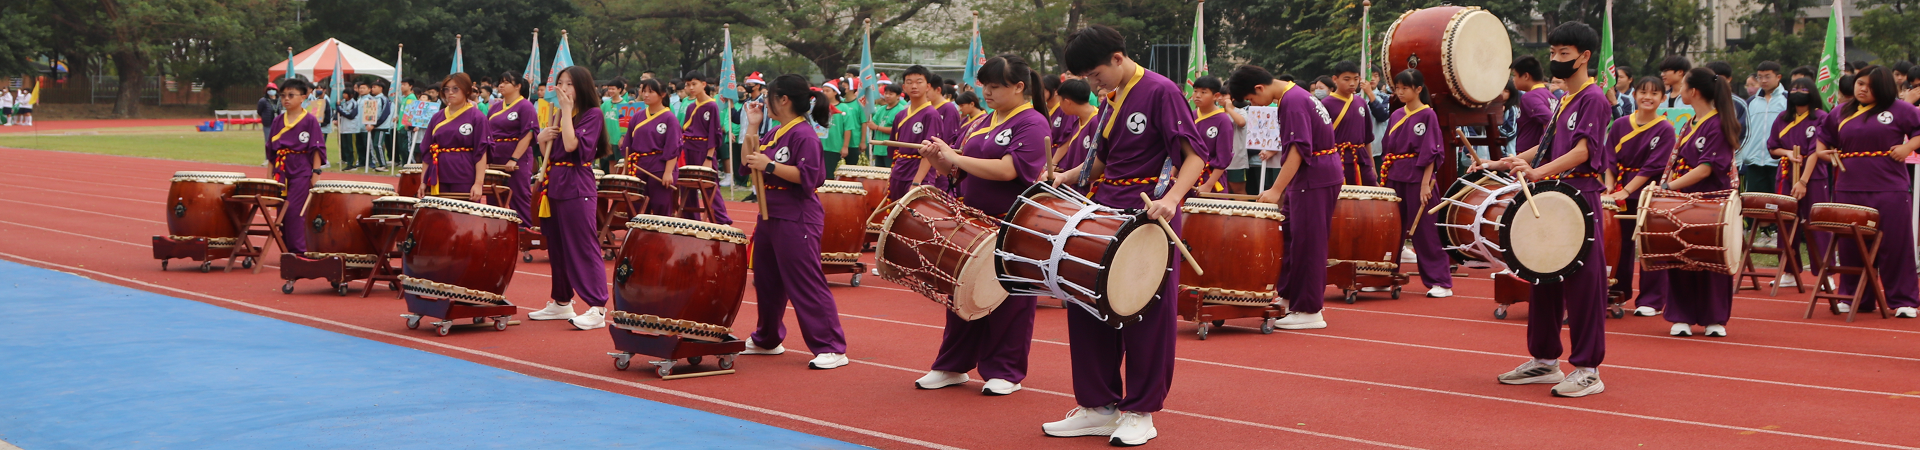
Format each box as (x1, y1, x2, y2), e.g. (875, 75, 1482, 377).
(862, 18, 873, 166)
(390, 43, 403, 170)
(1360, 0, 1371, 82)
(722, 24, 736, 200)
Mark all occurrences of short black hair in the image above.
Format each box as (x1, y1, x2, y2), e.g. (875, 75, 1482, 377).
(1545, 21, 1599, 55)
(955, 91, 980, 108)
(1511, 55, 1544, 82)
(606, 77, 628, 90)
(1755, 61, 1782, 75)
(1042, 74, 1062, 94)
(1705, 61, 1733, 79)
(681, 71, 706, 84)
(1790, 65, 1816, 79)
(1277, 73, 1295, 83)
(1313, 75, 1334, 91)
(883, 83, 902, 95)
(1224, 65, 1276, 101)
(903, 65, 933, 84)
(928, 72, 945, 89)
(280, 78, 313, 96)
(1332, 61, 1360, 76)
(1895, 61, 1915, 76)
(1658, 56, 1692, 74)
(1909, 66, 1920, 86)
(1059, 79, 1091, 104)
(1063, 24, 1126, 75)
(401, 78, 418, 87)
(1192, 75, 1223, 93)
(844, 69, 859, 76)
(634, 78, 667, 96)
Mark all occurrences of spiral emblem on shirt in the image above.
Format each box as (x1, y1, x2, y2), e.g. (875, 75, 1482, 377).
(1695, 137, 1707, 148)
(1806, 126, 1817, 138)
(1126, 112, 1146, 134)
(298, 132, 310, 143)
(508, 112, 519, 121)
(459, 123, 473, 135)
(912, 122, 924, 134)
(995, 129, 1012, 146)
(774, 147, 791, 163)
(1206, 126, 1219, 138)
(1414, 123, 1426, 136)
(656, 123, 668, 134)
(1879, 111, 1894, 124)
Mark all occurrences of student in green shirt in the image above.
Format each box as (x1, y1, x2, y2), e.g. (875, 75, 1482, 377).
(821, 84, 851, 175)
(840, 84, 867, 165)
(599, 80, 628, 173)
(866, 82, 905, 168)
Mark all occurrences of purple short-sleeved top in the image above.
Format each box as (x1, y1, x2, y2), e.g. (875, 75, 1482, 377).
(1089, 67, 1203, 208)
(890, 101, 949, 190)
(1380, 106, 1443, 183)
(956, 105, 1049, 216)
(1271, 82, 1342, 190)
(1818, 101, 1920, 192)
(1194, 109, 1236, 170)
(622, 108, 683, 178)
(680, 99, 721, 160)
(1605, 115, 1677, 191)
(1542, 83, 1613, 193)
(1672, 112, 1737, 193)
(1056, 114, 1099, 172)
(269, 111, 325, 183)
(1516, 86, 1556, 153)
(758, 119, 827, 225)
(1050, 106, 1080, 149)
(422, 103, 490, 190)
(1765, 109, 1828, 180)
(544, 107, 606, 201)
(1320, 93, 1374, 147)
(485, 98, 539, 165)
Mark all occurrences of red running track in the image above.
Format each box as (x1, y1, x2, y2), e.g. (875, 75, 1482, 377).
(3, 147, 1920, 449)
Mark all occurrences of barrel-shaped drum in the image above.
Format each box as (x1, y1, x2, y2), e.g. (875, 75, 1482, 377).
(397, 164, 424, 197)
(1437, 171, 1521, 264)
(1330, 185, 1402, 275)
(1179, 198, 1286, 306)
(231, 178, 287, 200)
(675, 165, 722, 190)
(836, 165, 892, 237)
(996, 183, 1168, 328)
(877, 186, 1008, 320)
(610, 215, 750, 342)
(307, 181, 397, 256)
(402, 197, 522, 304)
(1808, 203, 1880, 235)
(165, 171, 247, 240)
(372, 196, 419, 217)
(818, 180, 872, 266)
(1382, 6, 1512, 108)
(598, 174, 645, 194)
(1636, 188, 1743, 274)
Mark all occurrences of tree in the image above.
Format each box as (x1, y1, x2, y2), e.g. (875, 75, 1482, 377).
(0, 6, 49, 77)
(1854, 0, 1920, 64)
(596, 0, 946, 79)
(302, 0, 579, 84)
(35, 0, 248, 117)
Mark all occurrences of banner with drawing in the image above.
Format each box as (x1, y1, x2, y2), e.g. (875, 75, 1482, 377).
(1244, 106, 1280, 151)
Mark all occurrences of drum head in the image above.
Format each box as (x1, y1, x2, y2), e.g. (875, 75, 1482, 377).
(1499, 181, 1594, 284)
(952, 232, 1011, 321)
(1719, 196, 1745, 276)
(1446, 10, 1513, 105)
(1101, 223, 1170, 318)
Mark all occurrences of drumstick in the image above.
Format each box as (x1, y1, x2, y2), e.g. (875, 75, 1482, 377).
(1142, 193, 1205, 276)
(873, 140, 926, 149)
(631, 165, 676, 190)
(1519, 178, 1541, 218)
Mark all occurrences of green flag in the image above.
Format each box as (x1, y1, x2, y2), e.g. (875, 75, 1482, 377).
(1816, 0, 1846, 106)
(1182, 0, 1206, 95)
(1597, 0, 1616, 90)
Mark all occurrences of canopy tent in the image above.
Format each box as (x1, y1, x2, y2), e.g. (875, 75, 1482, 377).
(266, 38, 395, 83)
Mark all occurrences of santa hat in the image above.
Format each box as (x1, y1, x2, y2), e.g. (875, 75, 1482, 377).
(877, 73, 892, 85)
(745, 72, 766, 85)
(823, 80, 842, 94)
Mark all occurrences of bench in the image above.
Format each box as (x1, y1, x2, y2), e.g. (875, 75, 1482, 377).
(213, 110, 262, 130)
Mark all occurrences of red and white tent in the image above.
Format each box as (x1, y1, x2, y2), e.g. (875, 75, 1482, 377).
(266, 38, 395, 83)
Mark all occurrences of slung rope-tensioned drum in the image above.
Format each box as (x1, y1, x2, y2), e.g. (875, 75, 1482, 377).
(994, 182, 1136, 323)
(877, 189, 999, 310)
(1639, 116, 1742, 274)
(1435, 172, 1523, 273)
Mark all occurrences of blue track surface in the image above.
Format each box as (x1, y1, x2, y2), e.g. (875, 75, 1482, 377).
(0, 261, 863, 449)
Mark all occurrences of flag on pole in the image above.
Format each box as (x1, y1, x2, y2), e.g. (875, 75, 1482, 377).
(962, 12, 986, 91)
(718, 25, 740, 102)
(1360, 0, 1371, 81)
(523, 29, 542, 95)
(858, 19, 878, 117)
(1597, 0, 1617, 91)
(1816, 0, 1846, 106)
(546, 31, 575, 86)
(1182, 0, 1207, 95)
(449, 34, 464, 75)
(331, 46, 345, 163)
(284, 47, 296, 83)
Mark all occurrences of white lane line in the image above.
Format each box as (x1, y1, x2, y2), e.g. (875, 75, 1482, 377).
(0, 198, 163, 224)
(0, 251, 961, 450)
(1326, 306, 1920, 363)
(0, 182, 153, 203)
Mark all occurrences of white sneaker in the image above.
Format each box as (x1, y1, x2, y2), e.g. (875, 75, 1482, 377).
(1633, 306, 1659, 317)
(1042, 405, 1119, 437)
(1463, 260, 1493, 269)
(1836, 302, 1853, 313)
(1897, 307, 1919, 318)
(1108, 412, 1157, 447)
(527, 301, 578, 320)
(1774, 276, 1798, 287)
(1669, 323, 1692, 337)
(742, 340, 786, 355)
(915, 370, 969, 389)
(569, 306, 606, 330)
(1496, 359, 1564, 385)
(982, 378, 1021, 396)
(1551, 368, 1605, 397)
(808, 352, 850, 369)
(1426, 286, 1453, 298)
(1271, 312, 1326, 330)
(1400, 247, 1418, 263)
(1704, 324, 1727, 337)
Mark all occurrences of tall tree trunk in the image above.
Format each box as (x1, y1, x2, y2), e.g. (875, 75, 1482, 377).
(112, 51, 147, 118)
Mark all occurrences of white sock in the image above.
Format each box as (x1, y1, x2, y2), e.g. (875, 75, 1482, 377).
(1536, 359, 1560, 366)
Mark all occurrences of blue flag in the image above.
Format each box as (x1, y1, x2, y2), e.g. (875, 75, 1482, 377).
(523, 30, 542, 95)
(962, 14, 984, 91)
(859, 22, 877, 117)
(449, 35, 464, 75)
(545, 31, 575, 104)
(718, 26, 739, 102)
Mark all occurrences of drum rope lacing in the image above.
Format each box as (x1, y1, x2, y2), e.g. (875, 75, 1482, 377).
(608, 310, 733, 343)
(302, 252, 380, 268)
(1637, 188, 1739, 273)
(995, 183, 1135, 325)
(399, 275, 510, 306)
(1435, 173, 1522, 272)
(877, 190, 999, 309)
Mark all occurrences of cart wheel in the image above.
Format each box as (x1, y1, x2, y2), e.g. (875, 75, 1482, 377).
(335, 282, 350, 296)
(436, 322, 452, 336)
(496, 316, 511, 331)
(405, 314, 421, 329)
(850, 272, 863, 287)
(613, 353, 632, 370)
(200, 262, 213, 273)
(1494, 305, 1509, 320)
(654, 360, 675, 378)
(523, 253, 534, 263)
(243, 257, 255, 269)
(1608, 304, 1625, 319)
(161, 260, 169, 270)
(718, 354, 736, 370)
(1196, 323, 1210, 340)
(1261, 321, 1276, 334)
(1344, 291, 1358, 304)
(1212, 320, 1226, 327)
(1391, 286, 1402, 299)
(281, 281, 295, 294)
(688, 356, 704, 366)
(473, 317, 487, 325)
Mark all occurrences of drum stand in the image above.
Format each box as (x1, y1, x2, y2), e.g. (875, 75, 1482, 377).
(151, 236, 233, 273)
(401, 292, 519, 336)
(1739, 210, 1803, 296)
(277, 253, 374, 296)
(1328, 261, 1407, 304)
(1805, 224, 1889, 322)
(223, 195, 286, 274)
(596, 190, 647, 259)
(1178, 289, 1282, 340)
(675, 184, 721, 223)
(606, 294, 744, 380)
(358, 215, 409, 298)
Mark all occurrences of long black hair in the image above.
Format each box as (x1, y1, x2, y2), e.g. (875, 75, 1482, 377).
(976, 53, 1047, 113)
(1684, 67, 1742, 149)
(1844, 65, 1898, 119)
(769, 74, 831, 125)
(557, 66, 611, 160)
(1778, 77, 1826, 124)
(1392, 68, 1430, 105)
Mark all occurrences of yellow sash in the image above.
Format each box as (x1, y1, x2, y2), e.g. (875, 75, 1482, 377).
(488, 98, 524, 121)
(1100, 64, 1147, 139)
(1838, 104, 1874, 132)
(272, 110, 309, 143)
(1777, 111, 1809, 138)
(967, 103, 1036, 142)
(682, 99, 713, 129)
(1389, 104, 1430, 135)
(1614, 115, 1662, 154)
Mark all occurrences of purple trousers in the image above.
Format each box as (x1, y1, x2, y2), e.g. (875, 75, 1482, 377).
(1388, 180, 1452, 289)
(1615, 195, 1668, 310)
(1834, 190, 1919, 309)
(750, 218, 847, 354)
(1527, 190, 1607, 368)
(1662, 269, 1733, 325)
(1067, 214, 1177, 412)
(677, 186, 733, 225)
(1795, 181, 1833, 278)
(507, 156, 535, 223)
(641, 177, 676, 217)
(931, 295, 1036, 382)
(1277, 184, 1338, 313)
(676, 153, 733, 225)
(280, 175, 311, 254)
(545, 196, 609, 307)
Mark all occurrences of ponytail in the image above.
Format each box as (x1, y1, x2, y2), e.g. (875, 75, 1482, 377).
(978, 53, 1044, 113)
(809, 90, 832, 124)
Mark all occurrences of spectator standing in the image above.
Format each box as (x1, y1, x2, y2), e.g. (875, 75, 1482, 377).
(1741, 62, 1786, 196)
(337, 82, 366, 170)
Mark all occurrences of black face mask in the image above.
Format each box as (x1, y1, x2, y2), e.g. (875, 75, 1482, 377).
(1788, 92, 1813, 107)
(1549, 58, 1578, 80)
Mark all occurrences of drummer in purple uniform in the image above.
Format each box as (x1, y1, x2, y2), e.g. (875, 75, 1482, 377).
(1803, 65, 1920, 318)
(1598, 76, 1678, 317)
(679, 72, 733, 225)
(739, 74, 852, 369)
(526, 66, 615, 331)
(913, 54, 1049, 397)
(486, 72, 540, 222)
(1511, 56, 1554, 157)
(1045, 25, 1206, 447)
(932, 73, 964, 145)
(1658, 67, 1742, 337)
(1322, 61, 1378, 186)
(1191, 77, 1240, 193)
(620, 78, 684, 216)
(1378, 69, 1454, 298)
(888, 65, 950, 199)
(1477, 22, 1612, 398)
(1226, 65, 1339, 330)
(417, 73, 490, 203)
(268, 79, 324, 255)
(1770, 77, 1829, 301)
(1050, 79, 1098, 176)
(1044, 75, 1079, 150)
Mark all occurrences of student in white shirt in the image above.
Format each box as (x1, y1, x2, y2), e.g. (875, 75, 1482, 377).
(0, 89, 14, 126)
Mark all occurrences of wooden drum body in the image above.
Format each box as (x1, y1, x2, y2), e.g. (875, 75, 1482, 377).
(996, 183, 1169, 328)
(1636, 188, 1743, 275)
(401, 197, 522, 304)
(1437, 171, 1522, 265)
(306, 181, 397, 257)
(231, 178, 287, 200)
(836, 165, 892, 237)
(1330, 186, 1403, 276)
(610, 215, 750, 342)
(1808, 203, 1880, 235)
(877, 185, 1008, 320)
(371, 196, 419, 218)
(818, 181, 872, 266)
(1382, 6, 1512, 112)
(165, 171, 247, 240)
(1741, 192, 1799, 221)
(1179, 198, 1286, 306)
(674, 165, 721, 190)
(598, 174, 645, 194)
(397, 164, 423, 197)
